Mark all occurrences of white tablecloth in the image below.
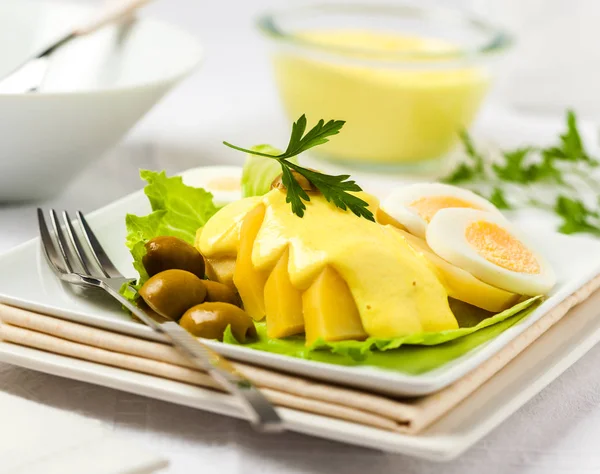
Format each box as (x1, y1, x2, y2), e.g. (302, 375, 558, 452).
(3, 0, 600, 472)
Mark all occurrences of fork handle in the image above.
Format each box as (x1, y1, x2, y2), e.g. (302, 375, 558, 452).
(100, 280, 283, 432)
(161, 321, 284, 432)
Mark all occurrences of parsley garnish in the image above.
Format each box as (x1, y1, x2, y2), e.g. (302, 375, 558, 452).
(489, 187, 512, 210)
(443, 110, 600, 236)
(554, 196, 600, 236)
(544, 110, 595, 165)
(492, 148, 534, 183)
(224, 115, 375, 221)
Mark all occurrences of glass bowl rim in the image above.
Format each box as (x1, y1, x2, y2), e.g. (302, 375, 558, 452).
(256, 3, 512, 62)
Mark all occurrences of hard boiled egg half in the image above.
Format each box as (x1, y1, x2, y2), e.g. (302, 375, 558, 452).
(182, 166, 242, 206)
(382, 183, 502, 238)
(426, 209, 556, 296)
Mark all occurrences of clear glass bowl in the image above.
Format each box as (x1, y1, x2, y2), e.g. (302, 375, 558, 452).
(257, 4, 511, 171)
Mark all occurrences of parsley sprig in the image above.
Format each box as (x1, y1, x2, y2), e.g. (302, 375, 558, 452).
(443, 110, 600, 235)
(224, 115, 374, 221)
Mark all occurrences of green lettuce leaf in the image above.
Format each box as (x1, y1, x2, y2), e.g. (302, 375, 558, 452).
(224, 296, 542, 373)
(123, 170, 219, 296)
(241, 145, 298, 197)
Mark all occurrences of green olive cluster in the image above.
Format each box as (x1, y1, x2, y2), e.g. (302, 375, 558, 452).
(138, 236, 255, 342)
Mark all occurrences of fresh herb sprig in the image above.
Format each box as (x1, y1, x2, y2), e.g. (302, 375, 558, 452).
(442, 110, 600, 235)
(224, 115, 374, 221)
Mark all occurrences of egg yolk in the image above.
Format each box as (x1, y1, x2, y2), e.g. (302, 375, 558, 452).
(410, 196, 479, 222)
(207, 177, 241, 191)
(466, 221, 540, 274)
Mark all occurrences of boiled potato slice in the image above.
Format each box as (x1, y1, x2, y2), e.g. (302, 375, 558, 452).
(197, 196, 262, 258)
(233, 203, 269, 320)
(302, 266, 367, 345)
(264, 248, 305, 338)
(205, 257, 236, 289)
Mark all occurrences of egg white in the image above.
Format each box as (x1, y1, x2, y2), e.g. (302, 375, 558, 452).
(182, 166, 242, 206)
(382, 183, 502, 238)
(426, 208, 556, 295)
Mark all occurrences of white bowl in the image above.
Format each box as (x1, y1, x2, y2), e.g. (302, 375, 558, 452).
(0, 1, 203, 201)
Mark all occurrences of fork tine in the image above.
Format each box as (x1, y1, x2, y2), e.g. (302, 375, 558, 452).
(62, 211, 94, 276)
(49, 209, 74, 274)
(76, 211, 123, 278)
(37, 208, 68, 275)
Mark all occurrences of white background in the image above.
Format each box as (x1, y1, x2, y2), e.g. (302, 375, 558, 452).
(2, 0, 600, 472)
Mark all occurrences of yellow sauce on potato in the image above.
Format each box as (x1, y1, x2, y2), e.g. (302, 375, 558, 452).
(198, 190, 458, 341)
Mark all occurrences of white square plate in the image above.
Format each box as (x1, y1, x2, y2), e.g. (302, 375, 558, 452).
(0, 167, 599, 397)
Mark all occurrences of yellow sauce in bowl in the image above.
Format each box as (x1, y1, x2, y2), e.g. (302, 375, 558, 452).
(271, 30, 490, 166)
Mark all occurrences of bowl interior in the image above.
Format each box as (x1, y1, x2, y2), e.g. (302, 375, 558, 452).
(0, 0, 203, 93)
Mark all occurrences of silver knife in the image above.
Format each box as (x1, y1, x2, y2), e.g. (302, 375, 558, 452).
(0, 0, 152, 94)
(0, 34, 75, 94)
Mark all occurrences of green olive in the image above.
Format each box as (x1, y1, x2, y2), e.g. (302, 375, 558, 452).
(179, 302, 257, 342)
(142, 236, 205, 278)
(136, 298, 170, 324)
(139, 269, 207, 320)
(203, 280, 241, 307)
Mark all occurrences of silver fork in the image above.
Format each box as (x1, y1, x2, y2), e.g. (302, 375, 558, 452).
(37, 208, 283, 432)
